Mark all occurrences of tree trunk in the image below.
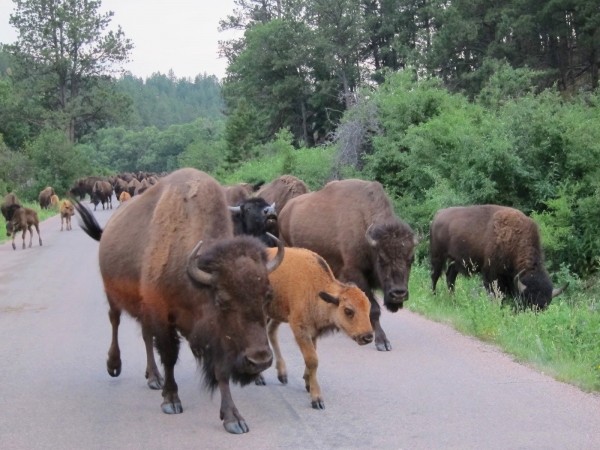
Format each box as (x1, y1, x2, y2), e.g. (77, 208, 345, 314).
(591, 47, 598, 91)
(300, 99, 308, 146)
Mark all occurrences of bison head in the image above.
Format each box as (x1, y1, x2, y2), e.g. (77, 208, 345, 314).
(516, 270, 568, 310)
(319, 284, 373, 345)
(229, 198, 278, 246)
(366, 221, 418, 312)
(186, 234, 284, 388)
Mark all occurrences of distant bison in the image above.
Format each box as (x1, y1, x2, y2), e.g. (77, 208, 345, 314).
(229, 197, 278, 246)
(91, 181, 113, 210)
(1, 193, 22, 222)
(256, 247, 372, 410)
(118, 191, 131, 203)
(113, 178, 128, 198)
(39, 187, 55, 209)
(256, 175, 309, 215)
(50, 195, 59, 208)
(75, 168, 284, 434)
(6, 207, 42, 250)
(280, 179, 418, 351)
(223, 181, 265, 206)
(60, 200, 75, 231)
(127, 178, 142, 197)
(430, 205, 567, 310)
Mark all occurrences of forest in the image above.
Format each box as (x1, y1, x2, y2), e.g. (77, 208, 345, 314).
(0, 0, 599, 388)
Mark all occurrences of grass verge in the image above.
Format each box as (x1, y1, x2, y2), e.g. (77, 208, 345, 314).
(408, 263, 600, 391)
(0, 201, 60, 245)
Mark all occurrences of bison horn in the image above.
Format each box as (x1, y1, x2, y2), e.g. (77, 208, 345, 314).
(266, 233, 284, 273)
(187, 240, 214, 286)
(228, 206, 241, 215)
(552, 282, 569, 298)
(365, 224, 378, 248)
(517, 279, 527, 294)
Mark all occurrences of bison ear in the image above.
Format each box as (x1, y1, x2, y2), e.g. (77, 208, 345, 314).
(318, 292, 339, 306)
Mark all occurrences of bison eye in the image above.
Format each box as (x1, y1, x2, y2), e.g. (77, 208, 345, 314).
(344, 308, 354, 318)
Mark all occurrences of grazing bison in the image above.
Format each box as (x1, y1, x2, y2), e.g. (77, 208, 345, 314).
(91, 181, 113, 210)
(280, 179, 418, 352)
(1, 193, 22, 222)
(256, 247, 373, 409)
(75, 168, 284, 434)
(223, 181, 265, 206)
(127, 178, 142, 197)
(229, 197, 278, 246)
(256, 175, 310, 215)
(39, 187, 55, 209)
(430, 205, 567, 309)
(60, 200, 75, 231)
(118, 191, 131, 203)
(6, 207, 42, 250)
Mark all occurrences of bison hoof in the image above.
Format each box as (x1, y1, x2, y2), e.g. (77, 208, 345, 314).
(375, 339, 392, 352)
(254, 374, 266, 386)
(311, 399, 325, 410)
(278, 374, 288, 385)
(224, 420, 249, 434)
(106, 358, 122, 377)
(161, 400, 183, 414)
(147, 377, 164, 390)
(12, 244, 16, 250)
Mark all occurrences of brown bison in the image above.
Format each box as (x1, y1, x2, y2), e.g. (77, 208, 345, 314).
(280, 179, 418, 352)
(127, 178, 142, 197)
(1, 192, 22, 222)
(118, 191, 131, 203)
(6, 207, 42, 250)
(75, 168, 284, 434)
(50, 195, 59, 208)
(223, 181, 265, 206)
(430, 205, 567, 309)
(91, 181, 113, 210)
(60, 200, 75, 231)
(113, 178, 128, 198)
(39, 187, 55, 209)
(134, 178, 150, 196)
(256, 175, 309, 215)
(256, 247, 372, 409)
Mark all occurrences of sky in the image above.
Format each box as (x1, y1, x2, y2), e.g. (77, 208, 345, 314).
(0, 0, 243, 80)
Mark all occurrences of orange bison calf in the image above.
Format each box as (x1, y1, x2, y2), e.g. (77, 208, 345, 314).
(6, 207, 42, 250)
(257, 247, 373, 409)
(118, 191, 131, 203)
(60, 200, 75, 231)
(50, 195, 59, 208)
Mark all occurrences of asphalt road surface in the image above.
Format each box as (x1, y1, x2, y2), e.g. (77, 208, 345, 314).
(1, 202, 600, 450)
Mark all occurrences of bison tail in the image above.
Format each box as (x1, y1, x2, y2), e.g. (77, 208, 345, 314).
(73, 199, 103, 242)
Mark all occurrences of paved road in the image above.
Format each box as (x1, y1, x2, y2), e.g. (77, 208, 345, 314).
(1, 203, 600, 449)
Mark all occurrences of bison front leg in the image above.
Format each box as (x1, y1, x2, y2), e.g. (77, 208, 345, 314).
(141, 324, 163, 390)
(154, 323, 182, 414)
(266, 319, 287, 384)
(60, 216, 64, 231)
(217, 373, 249, 434)
(11, 232, 16, 250)
(22, 229, 27, 249)
(295, 333, 324, 409)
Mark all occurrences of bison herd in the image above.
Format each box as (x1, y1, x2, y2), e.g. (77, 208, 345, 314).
(1, 168, 567, 434)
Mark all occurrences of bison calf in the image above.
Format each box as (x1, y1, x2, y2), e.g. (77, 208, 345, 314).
(6, 207, 42, 250)
(118, 191, 131, 203)
(60, 200, 75, 231)
(50, 195, 59, 208)
(257, 247, 373, 410)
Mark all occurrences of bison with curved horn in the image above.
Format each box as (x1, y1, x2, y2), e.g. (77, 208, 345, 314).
(75, 168, 284, 434)
(279, 179, 418, 352)
(430, 205, 567, 309)
(229, 197, 278, 246)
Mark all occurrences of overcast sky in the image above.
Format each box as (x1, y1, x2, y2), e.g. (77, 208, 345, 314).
(0, 0, 243, 80)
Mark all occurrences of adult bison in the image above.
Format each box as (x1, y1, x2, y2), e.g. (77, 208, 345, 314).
(223, 181, 265, 206)
(113, 178, 128, 198)
(75, 168, 284, 434)
(280, 179, 418, 351)
(91, 181, 113, 210)
(127, 178, 142, 197)
(430, 205, 567, 309)
(1, 192, 22, 222)
(229, 197, 278, 246)
(38, 186, 55, 209)
(256, 175, 309, 215)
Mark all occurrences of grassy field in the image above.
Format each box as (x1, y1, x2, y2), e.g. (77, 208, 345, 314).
(0, 201, 59, 245)
(407, 262, 600, 392)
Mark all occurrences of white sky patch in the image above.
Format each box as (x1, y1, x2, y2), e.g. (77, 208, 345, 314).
(0, 0, 243, 80)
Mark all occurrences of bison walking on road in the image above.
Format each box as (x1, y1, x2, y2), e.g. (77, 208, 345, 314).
(38, 187, 55, 209)
(256, 247, 373, 409)
(60, 200, 75, 231)
(91, 181, 113, 210)
(6, 207, 42, 250)
(430, 205, 567, 309)
(1, 193, 22, 222)
(280, 179, 418, 352)
(75, 168, 284, 434)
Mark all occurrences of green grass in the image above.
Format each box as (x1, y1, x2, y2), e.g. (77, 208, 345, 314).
(408, 263, 600, 391)
(0, 201, 59, 245)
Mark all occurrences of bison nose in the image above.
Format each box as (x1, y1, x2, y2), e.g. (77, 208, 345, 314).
(389, 288, 408, 302)
(356, 332, 374, 346)
(245, 349, 273, 373)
